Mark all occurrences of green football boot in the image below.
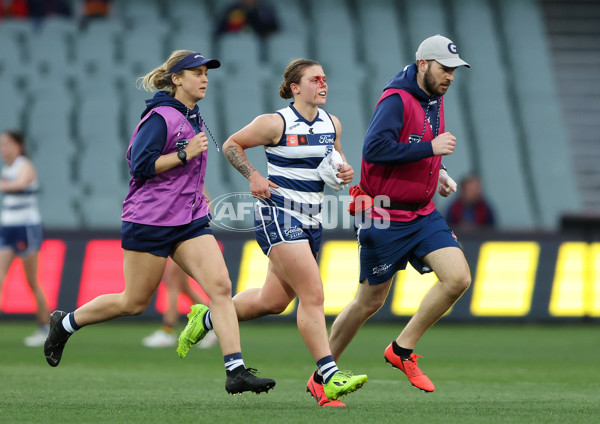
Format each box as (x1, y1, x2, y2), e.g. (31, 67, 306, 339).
(323, 370, 368, 401)
(177, 304, 210, 358)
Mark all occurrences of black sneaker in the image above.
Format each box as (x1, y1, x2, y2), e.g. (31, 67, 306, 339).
(44, 310, 72, 367)
(225, 367, 276, 395)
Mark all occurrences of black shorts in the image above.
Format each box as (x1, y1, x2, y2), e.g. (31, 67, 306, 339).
(121, 215, 213, 258)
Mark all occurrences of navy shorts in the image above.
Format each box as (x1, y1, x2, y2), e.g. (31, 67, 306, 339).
(254, 203, 322, 258)
(356, 209, 460, 285)
(0, 224, 43, 256)
(121, 215, 213, 258)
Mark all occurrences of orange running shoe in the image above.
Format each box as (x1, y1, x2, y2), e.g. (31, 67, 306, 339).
(306, 372, 347, 407)
(384, 343, 435, 392)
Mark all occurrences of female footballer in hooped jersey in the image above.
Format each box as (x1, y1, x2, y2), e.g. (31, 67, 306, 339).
(177, 58, 368, 406)
(0, 130, 50, 347)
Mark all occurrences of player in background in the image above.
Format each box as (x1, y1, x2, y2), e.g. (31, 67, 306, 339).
(321, 35, 471, 395)
(0, 130, 50, 347)
(178, 58, 367, 406)
(43, 50, 275, 395)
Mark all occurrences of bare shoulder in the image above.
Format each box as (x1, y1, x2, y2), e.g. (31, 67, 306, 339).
(15, 157, 37, 180)
(20, 157, 36, 171)
(328, 113, 342, 133)
(328, 113, 341, 126)
(228, 112, 284, 148)
(252, 112, 284, 131)
(247, 112, 284, 143)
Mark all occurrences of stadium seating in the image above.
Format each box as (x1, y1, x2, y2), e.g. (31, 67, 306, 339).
(219, 74, 269, 204)
(271, 0, 306, 40)
(121, 24, 169, 76)
(117, 0, 163, 27)
(404, 0, 448, 50)
(74, 19, 121, 68)
(216, 32, 263, 74)
(543, 0, 600, 212)
(498, 0, 581, 228)
(0, 81, 25, 130)
(452, 0, 535, 229)
(196, 85, 235, 202)
(356, 0, 407, 109)
(268, 32, 309, 76)
(124, 83, 151, 140)
(0, 28, 21, 64)
(28, 26, 71, 75)
(167, 28, 214, 61)
(0, 0, 584, 231)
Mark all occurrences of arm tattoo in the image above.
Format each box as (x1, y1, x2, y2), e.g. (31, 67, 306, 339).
(224, 145, 257, 179)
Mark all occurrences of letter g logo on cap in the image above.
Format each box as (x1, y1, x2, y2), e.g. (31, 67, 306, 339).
(448, 43, 458, 54)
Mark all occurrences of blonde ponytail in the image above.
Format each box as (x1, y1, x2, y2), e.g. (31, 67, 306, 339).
(137, 50, 195, 95)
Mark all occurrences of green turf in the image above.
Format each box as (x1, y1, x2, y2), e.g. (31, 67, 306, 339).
(0, 321, 598, 424)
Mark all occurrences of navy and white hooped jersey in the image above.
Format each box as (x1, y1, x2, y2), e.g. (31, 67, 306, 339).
(264, 104, 336, 226)
(1, 156, 41, 226)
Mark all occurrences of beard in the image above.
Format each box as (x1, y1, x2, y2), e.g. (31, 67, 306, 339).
(423, 67, 448, 97)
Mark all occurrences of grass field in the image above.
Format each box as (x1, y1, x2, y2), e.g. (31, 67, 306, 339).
(1, 321, 599, 424)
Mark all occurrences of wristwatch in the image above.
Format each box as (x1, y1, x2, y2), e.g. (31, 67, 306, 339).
(177, 149, 187, 165)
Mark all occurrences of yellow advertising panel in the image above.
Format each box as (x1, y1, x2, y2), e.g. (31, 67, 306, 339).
(235, 241, 296, 315)
(549, 242, 600, 317)
(320, 241, 360, 315)
(471, 242, 539, 316)
(390, 266, 439, 316)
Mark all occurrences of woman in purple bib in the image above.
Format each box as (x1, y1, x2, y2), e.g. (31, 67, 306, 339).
(43, 50, 275, 395)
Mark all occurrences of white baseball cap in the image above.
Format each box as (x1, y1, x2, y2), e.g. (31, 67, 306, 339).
(415, 34, 470, 68)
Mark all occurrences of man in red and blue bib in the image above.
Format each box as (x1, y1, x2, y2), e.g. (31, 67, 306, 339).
(327, 35, 471, 394)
